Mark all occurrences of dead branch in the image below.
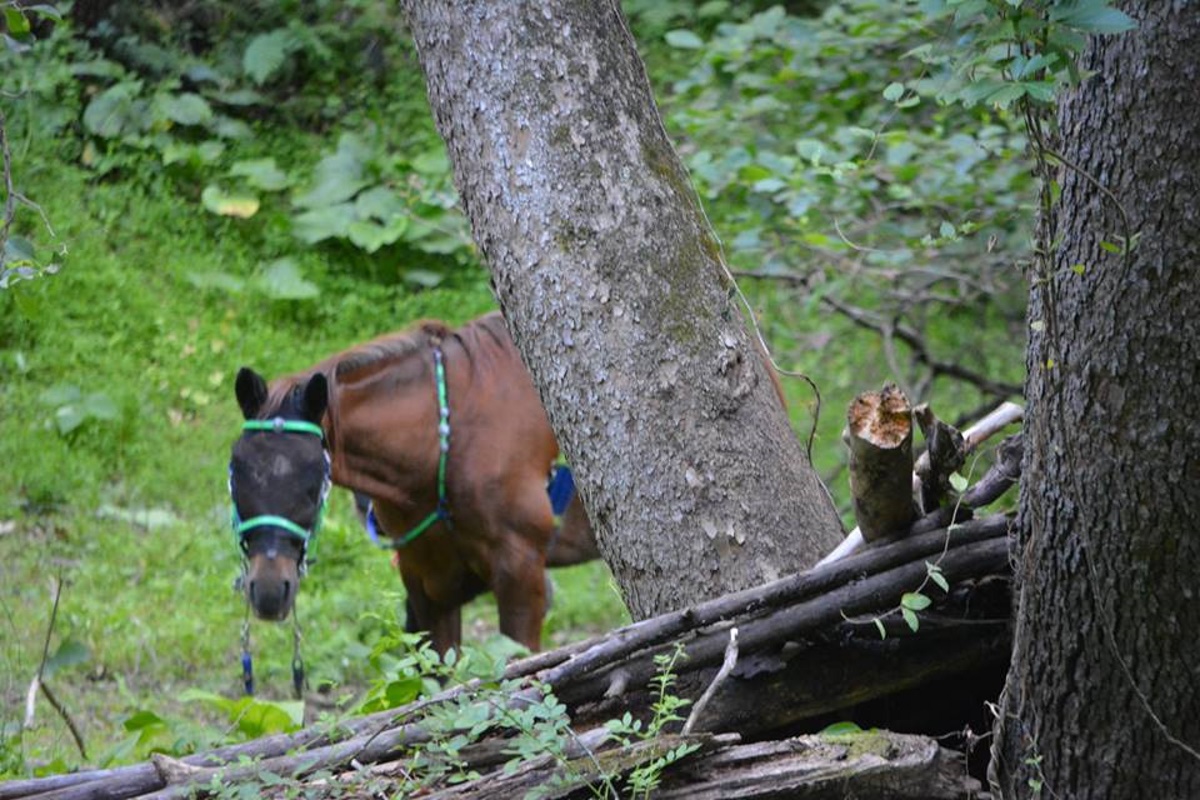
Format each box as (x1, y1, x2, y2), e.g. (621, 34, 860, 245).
(6, 513, 1011, 800)
(913, 403, 966, 512)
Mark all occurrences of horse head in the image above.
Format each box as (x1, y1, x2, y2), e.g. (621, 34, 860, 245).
(229, 367, 330, 621)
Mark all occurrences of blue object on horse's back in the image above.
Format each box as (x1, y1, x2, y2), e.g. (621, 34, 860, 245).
(548, 465, 575, 516)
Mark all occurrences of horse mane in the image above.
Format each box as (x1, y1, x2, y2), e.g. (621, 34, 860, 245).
(333, 320, 451, 380)
(261, 320, 454, 416)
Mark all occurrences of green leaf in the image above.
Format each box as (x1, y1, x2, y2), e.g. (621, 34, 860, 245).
(4, 8, 31, 38)
(81, 392, 118, 421)
(122, 709, 167, 733)
(255, 258, 319, 300)
(83, 83, 140, 139)
(411, 149, 450, 175)
(1099, 239, 1122, 253)
(43, 639, 90, 679)
(874, 618, 887, 639)
(902, 592, 932, 611)
(901, 607, 920, 632)
(293, 139, 369, 208)
(949, 472, 969, 492)
(230, 158, 291, 192)
(1050, 3, 1137, 35)
(5, 235, 36, 262)
(156, 92, 213, 126)
(383, 676, 424, 708)
(54, 405, 86, 435)
(926, 562, 950, 592)
(355, 186, 406, 221)
(986, 83, 1027, 109)
(883, 82, 905, 101)
(292, 204, 356, 244)
(40, 384, 81, 407)
(185, 271, 246, 293)
(347, 220, 394, 253)
(664, 29, 704, 49)
(243, 29, 295, 85)
(821, 720, 864, 735)
(235, 698, 304, 738)
(201, 185, 260, 219)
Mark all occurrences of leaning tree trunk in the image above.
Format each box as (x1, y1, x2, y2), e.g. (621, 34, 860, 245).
(400, 0, 844, 618)
(992, 5, 1200, 797)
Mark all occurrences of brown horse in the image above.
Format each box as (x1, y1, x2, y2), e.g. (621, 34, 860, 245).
(229, 312, 599, 655)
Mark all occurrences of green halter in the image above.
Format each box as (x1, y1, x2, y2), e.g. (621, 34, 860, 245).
(230, 418, 331, 564)
(365, 345, 450, 548)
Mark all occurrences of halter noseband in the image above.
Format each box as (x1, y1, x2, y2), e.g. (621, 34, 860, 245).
(229, 417, 331, 569)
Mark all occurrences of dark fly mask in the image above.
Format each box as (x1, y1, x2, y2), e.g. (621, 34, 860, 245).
(228, 417, 331, 579)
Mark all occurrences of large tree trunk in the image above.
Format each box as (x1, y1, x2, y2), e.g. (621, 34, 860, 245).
(991, 5, 1200, 797)
(400, 0, 844, 619)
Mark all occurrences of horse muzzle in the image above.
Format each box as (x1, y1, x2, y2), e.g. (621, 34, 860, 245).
(245, 553, 300, 621)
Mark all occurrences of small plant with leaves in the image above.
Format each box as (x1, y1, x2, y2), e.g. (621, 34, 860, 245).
(602, 643, 700, 799)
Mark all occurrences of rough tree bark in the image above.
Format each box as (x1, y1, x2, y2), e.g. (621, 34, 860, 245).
(399, 0, 844, 619)
(991, 4, 1200, 797)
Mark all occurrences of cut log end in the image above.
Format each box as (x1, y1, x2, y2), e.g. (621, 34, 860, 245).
(847, 382, 914, 450)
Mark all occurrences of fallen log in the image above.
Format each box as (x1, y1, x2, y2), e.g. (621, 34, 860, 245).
(401, 731, 982, 800)
(653, 731, 982, 800)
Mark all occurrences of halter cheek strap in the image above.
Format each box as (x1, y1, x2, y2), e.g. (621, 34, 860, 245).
(367, 344, 450, 549)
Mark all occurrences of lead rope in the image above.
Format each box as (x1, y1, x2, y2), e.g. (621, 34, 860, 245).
(240, 612, 254, 696)
(291, 607, 305, 699)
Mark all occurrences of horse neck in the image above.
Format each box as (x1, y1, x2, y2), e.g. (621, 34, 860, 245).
(326, 345, 443, 507)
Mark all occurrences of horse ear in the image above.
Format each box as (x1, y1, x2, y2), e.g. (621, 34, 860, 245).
(301, 373, 328, 424)
(235, 367, 269, 420)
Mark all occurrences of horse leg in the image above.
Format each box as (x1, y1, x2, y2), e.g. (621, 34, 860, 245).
(490, 536, 549, 652)
(398, 570, 463, 656)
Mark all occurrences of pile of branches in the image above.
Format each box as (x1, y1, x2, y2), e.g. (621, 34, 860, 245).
(3, 401, 1022, 800)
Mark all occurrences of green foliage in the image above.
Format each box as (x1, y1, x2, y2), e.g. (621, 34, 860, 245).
(654, 1, 1032, 492)
(910, 0, 1136, 111)
(1, 1, 476, 289)
(180, 691, 305, 739)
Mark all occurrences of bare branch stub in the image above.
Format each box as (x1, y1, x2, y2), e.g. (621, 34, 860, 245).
(845, 383, 919, 542)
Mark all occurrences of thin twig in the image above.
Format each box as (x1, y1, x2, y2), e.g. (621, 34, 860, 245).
(681, 627, 738, 735)
(1, 109, 16, 261)
(40, 681, 89, 760)
(25, 574, 63, 727)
